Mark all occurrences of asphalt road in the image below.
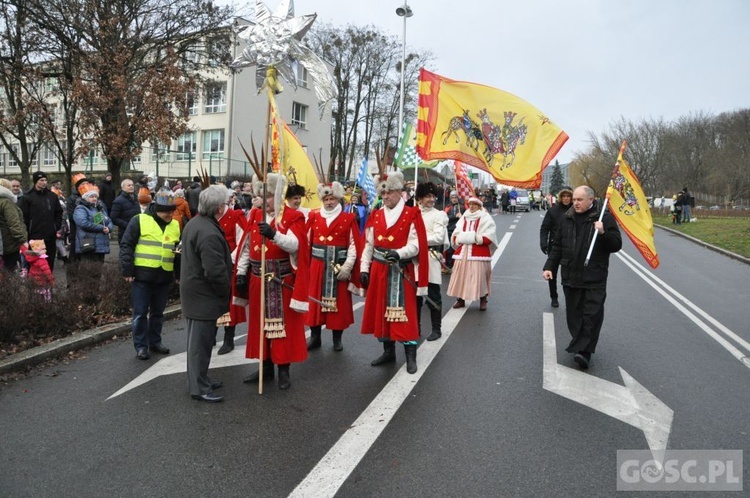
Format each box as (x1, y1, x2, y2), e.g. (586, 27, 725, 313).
(2, 209, 749, 497)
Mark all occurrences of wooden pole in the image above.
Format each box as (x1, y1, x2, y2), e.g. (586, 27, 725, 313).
(257, 82, 274, 395)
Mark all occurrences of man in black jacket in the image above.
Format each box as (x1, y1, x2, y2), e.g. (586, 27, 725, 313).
(97, 172, 117, 214)
(185, 176, 202, 217)
(539, 186, 573, 307)
(19, 171, 63, 271)
(110, 179, 139, 243)
(542, 186, 622, 369)
(120, 189, 181, 360)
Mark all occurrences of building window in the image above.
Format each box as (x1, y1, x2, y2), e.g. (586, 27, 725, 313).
(7, 145, 18, 168)
(207, 38, 230, 68)
(203, 129, 225, 160)
(45, 77, 59, 93)
(291, 102, 307, 129)
(294, 63, 308, 88)
(151, 141, 169, 162)
(186, 92, 198, 115)
(182, 43, 201, 68)
(176, 131, 196, 161)
(43, 145, 56, 167)
(204, 83, 226, 113)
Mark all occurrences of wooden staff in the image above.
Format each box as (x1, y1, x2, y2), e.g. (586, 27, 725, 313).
(257, 76, 276, 395)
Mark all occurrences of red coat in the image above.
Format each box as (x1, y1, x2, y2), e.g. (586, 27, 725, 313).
(304, 209, 361, 330)
(360, 205, 428, 342)
(22, 249, 54, 287)
(243, 207, 310, 365)
(220, 208, 248, 326)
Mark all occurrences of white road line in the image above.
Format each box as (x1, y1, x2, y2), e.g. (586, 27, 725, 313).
(509, 224, 517, 229)
(615, 252, 750, 367)
(288, 232, 513, 498)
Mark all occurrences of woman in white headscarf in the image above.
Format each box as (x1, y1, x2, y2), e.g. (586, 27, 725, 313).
(446, 196, 497, 310)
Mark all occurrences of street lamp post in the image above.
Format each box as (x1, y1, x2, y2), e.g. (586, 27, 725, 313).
(396, 3, 414, 186)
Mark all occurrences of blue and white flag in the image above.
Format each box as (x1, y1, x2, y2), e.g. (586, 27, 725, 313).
(356, 158, 378, 209)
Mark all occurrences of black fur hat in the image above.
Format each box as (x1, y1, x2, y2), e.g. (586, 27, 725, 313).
(286, 184, 306, 199)
(415, 181, 438, 200)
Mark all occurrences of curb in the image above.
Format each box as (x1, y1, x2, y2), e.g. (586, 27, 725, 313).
(655, 224, 750, 266)
(0, 304, 182, 376)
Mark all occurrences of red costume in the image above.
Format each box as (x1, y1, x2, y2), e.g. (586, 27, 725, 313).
(304, 209, 361, 330)
(237, 207, 310, 365)
(360, 202, 429, 342)
(219, 208, 248, 326)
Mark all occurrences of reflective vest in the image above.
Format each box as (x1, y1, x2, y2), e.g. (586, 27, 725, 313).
(133, 214, 180, 271)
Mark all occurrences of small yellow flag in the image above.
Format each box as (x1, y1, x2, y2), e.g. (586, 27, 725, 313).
(606, 142, 660, 268)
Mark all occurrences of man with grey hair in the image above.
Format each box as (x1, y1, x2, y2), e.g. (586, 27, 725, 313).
(542, 185, 621, 369)
(180, 185, 233, 402)
(110, 178, 139, 243)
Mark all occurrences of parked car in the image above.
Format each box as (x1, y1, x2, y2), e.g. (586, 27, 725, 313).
(515, 189, 531, 212)
(709, 205, 722, 210)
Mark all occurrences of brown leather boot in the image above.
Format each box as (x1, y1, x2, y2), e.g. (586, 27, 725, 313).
(452, 298, 465, 309)
(479, 296, 487, 311)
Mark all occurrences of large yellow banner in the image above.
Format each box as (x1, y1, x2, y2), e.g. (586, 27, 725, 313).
(417, 69, 568, 188)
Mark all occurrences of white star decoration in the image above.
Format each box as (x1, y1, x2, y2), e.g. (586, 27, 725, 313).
(232, 0, 337, 116)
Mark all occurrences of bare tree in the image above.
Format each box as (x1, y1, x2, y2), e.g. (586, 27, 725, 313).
(0, 1, 48, 188)
(22, 0, 235, 186)
(708, 109, 750, 204)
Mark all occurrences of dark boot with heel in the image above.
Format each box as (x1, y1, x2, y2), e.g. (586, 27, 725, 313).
(371, 341, 396, 366)
(404, 344, 418, 374)
(277, 364, 291, 390)
(332, 330, 343, 351)
(217, 326, 235, 355)
(426, 307, 442, 341)
(307, 326, 322, 350)
(243, 359, 274, 383)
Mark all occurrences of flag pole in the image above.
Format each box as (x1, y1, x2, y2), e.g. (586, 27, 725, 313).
(257, 72, 278, 395)
(584, 141, 626, 267)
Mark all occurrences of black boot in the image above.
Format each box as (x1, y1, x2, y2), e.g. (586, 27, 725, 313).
(217, 326, 235, 355)
(371, 341, 396, 366)
(307, 326, 322, 350)
(332, 330, 343, 351)
(277, 364, 291, 390)
(243, 359, 274, 383)
(426, 306, 442, 341)
(404, 344, 418, 374)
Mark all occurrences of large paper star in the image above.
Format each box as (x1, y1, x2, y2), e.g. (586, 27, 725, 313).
(231, 0, 337, 117)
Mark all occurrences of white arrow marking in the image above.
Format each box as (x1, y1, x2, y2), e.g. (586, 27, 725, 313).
(542, 312, 673, 464)
(107, 335, 256, 400)
(108, 303, 366, 400)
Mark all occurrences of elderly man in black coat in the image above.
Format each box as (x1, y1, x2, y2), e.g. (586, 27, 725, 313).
(180, 185, 233, 403)
(542, 186, 621, 369)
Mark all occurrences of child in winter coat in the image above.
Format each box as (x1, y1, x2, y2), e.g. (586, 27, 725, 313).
(21, 239, 54, 301)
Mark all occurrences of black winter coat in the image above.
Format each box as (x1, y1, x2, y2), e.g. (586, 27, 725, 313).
(110, 191, 140, 241)
(19, 187, 63, 239)
(97, 179, 117, 212)
(179, 215, 232, 321)
(543, 203, 622, 289)
(539, 201, 570, 253)
(185, 182, 202, 216)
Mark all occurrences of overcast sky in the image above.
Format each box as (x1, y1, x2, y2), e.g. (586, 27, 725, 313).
(235, 0, 750, 164)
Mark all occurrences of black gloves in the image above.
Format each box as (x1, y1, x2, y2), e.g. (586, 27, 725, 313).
(384, 250, 400, 262)
(360, 272, 369, 289)
(541, 245, 548, 255)
(235, 274, 249, 299)
(257, 222, 276, 239)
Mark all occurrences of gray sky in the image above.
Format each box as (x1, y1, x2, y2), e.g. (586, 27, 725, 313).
(238, 0, 750, 164)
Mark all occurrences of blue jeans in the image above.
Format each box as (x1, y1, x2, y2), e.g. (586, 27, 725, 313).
(682, 205, 691, 222)
(132, 281, 170, 351)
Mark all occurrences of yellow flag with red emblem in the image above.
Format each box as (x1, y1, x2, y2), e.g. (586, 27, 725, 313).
(416, 69, 568, 188)
(268, 90, 322, 210)
(606, 141, 659, 268)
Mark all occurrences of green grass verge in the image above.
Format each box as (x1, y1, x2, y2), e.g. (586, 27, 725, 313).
(653, 215, 750, 258)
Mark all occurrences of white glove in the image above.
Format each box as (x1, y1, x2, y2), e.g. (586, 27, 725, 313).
(336, 263, 353, 281)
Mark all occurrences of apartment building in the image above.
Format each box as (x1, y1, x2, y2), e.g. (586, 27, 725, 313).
(0, 32, 332, 183)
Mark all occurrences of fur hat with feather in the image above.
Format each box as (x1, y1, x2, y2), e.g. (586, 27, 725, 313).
(316, 181, 345, 200)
